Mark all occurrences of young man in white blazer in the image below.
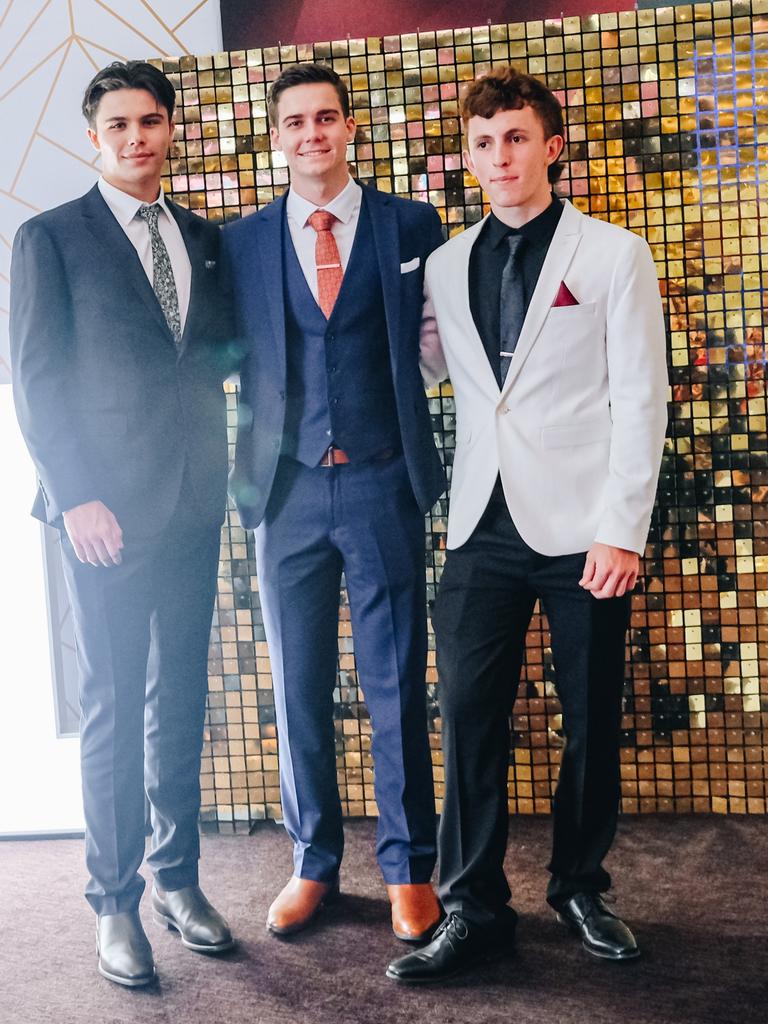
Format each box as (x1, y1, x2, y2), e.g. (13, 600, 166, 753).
(388, 66, 668, 984)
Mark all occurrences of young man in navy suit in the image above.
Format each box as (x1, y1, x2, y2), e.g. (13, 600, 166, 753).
(226, 63, 445, 941)
(10, 62, 236, 986)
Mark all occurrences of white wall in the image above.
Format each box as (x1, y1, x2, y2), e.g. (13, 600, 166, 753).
(0, 0, 223, 834)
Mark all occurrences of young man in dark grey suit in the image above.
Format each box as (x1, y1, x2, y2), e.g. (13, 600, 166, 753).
(10, 62, 237, 987)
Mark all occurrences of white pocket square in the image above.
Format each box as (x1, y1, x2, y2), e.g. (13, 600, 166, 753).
(400, 257, 420, 273)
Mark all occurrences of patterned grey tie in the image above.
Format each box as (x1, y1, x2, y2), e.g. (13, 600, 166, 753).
(137, 203, 182, 346)
(498, 233, 526, 385)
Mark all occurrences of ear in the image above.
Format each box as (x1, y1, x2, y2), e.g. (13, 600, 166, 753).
(462, 146, 476, 178)
(87, 126, 100, 153)
(545, 134, 565, 168)
(270, 125, 282, 151)
(345, 115, 357, 143)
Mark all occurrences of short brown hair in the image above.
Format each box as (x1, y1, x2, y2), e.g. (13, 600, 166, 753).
(267, 62, 350, 127)
(461, 66, 565, 183)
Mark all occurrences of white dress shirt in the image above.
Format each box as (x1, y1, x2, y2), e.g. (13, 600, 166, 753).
(285, 176, 362, 303)
(98, 177, 192, 332)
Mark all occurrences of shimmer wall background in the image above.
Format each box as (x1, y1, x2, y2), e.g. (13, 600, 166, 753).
(154, 1, 768, 831)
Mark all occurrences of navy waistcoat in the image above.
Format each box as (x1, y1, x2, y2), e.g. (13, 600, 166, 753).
(282, 201, 402, 466)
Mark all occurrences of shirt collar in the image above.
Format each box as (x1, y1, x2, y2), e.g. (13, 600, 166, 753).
(485, 195, 563, 250)
(286, 175, 362, 228)
(98, 177, 169, 228)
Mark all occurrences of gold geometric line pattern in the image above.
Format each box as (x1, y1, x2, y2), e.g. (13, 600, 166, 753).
(77, 34, 129, 63)
(0, 38, 68, 102)
(10, 39, 70, 192)
(92, 0, 173, 58)
(74, 35, 99, 71)
(37, 131, 98, 169)
(0, 0, 55, 74)
(0, 0, 14, 34)
(0, 195, 40, 216)
(136, 0, 188, 56)
(0, 355, 10, 377)
(173, 0, 208, 34)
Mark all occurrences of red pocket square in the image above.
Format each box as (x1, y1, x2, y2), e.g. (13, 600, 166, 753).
(553, 282, 579, 307)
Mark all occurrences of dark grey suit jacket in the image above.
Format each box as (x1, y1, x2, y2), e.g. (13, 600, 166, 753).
(10, 184, 239, 537)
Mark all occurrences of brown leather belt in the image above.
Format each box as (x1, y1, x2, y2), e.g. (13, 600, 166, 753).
(318, 445, 395, 466)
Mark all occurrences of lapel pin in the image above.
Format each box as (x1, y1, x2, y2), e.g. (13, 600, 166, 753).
(205, 259, 216, 270)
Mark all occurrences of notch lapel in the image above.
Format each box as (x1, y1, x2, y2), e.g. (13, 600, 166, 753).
(80, 185, 175, 345)
(500, 200, 582, 397)
(363, 185, 401, 376)
(254, 194, 288, 383)
(169, 200, 205, 354)
(452, 217, 502, 400)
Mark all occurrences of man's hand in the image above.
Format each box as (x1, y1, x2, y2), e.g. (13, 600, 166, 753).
(62, 501, 123, 567)
(580, 543, 638, 600)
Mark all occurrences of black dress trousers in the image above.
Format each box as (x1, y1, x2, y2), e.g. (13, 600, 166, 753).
(433, 480, 631, 926)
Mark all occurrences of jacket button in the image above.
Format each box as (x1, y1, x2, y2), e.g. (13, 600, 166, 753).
(500, 406, 511, 415)
(331, 397, 340, 406)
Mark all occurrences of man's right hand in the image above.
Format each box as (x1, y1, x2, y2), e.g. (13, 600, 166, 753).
(62, 501, 123, 567)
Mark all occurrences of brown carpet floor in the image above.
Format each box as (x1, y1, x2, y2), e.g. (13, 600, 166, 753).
(0, 816, 764, 1024)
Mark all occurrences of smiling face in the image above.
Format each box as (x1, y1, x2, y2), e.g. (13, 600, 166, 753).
(88, 87, 174, 202)
(463, 104, 563, 226)
(270, 82, 356, 198)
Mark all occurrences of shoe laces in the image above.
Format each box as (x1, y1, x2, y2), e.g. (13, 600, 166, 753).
(433, 912, 469, 943)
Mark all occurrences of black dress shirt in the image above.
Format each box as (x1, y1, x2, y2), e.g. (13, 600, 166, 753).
(469, 196, 563, 380)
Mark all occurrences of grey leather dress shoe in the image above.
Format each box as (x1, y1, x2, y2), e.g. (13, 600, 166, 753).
(152, 885, 235, 953)
(553, 893, 640, 960)
(96, 911, 156, 987)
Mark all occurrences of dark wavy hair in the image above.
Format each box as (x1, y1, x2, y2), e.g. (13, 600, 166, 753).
(82, 61, 175, 127)
(461, 66, 565, 183)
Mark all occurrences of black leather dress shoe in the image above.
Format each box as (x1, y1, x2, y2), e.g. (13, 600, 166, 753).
(553, 893, 639, 960)
(386, 909, 517, 984)
(96, 911, 156, 987)
(152, 885, 235, 953)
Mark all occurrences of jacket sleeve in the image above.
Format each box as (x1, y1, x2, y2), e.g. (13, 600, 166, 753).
(9, 218, 101, 520)
(594, 233, 669, 554)
(416, 205, 449, 387)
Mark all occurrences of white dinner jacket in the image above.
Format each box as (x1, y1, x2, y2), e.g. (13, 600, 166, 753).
(421, 199, 669, 556)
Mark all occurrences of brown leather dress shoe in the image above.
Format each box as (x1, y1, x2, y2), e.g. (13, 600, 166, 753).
(267, 876, 339, 936)
(387, 883, 442, 942)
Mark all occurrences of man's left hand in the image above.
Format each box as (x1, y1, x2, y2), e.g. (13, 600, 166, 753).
(579, 543, 639, 600)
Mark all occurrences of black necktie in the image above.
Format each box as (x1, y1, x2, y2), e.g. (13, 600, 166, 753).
(498, 233, 526, 385)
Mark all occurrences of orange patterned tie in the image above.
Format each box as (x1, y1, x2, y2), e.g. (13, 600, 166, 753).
(308, 209, 344, 319)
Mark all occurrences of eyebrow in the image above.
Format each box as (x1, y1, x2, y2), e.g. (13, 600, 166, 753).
(281, 108, 340, 123)
(103, 113, 164, 123)
(473, 127, 530, 141)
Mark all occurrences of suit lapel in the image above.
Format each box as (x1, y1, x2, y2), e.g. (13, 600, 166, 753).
(255, 194, 288, 382)
(168, 200, 205, 353)
(451, 217, 502, 400)
(500, 200, 582, 396)
(362, 184, 401, 376)
(80, 184, 175, 345)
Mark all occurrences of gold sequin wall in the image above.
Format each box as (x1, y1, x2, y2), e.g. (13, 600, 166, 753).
(156, 0, 768, 831)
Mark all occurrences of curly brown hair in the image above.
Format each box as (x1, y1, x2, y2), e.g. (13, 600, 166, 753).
(461, 66, 565, 183)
